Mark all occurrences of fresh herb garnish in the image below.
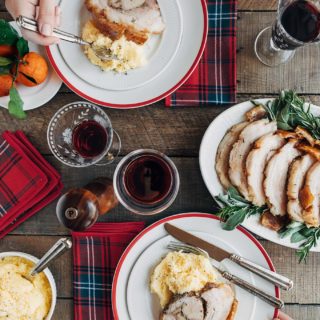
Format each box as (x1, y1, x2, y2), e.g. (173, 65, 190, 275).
(16, 37, 29, 57)
(8, 86, 26, 119)
(0, 20, 30, 119)
(0, 19, 19, 45)
(214, 187, 267, 231)
(264, 90, 320, 138)
(0, 57, 13, 66)
(279, 222, 320, 262)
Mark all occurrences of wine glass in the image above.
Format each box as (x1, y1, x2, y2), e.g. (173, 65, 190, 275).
(254, 0, 320, 67)
(47, 102, 121, 167)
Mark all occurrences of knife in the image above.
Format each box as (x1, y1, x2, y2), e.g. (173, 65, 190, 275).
(164, 223, 293, 291)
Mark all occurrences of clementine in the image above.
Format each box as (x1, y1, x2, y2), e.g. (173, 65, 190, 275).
(0, 45, 16, 57)
(16, 52, 48, 87)
(0, 74, 13, 97)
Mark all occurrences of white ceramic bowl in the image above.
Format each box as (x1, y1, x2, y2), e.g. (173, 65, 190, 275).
(0, 251, 57, 320)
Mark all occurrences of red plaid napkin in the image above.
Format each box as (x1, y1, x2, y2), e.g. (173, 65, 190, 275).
(0, 131, 62, 238)
(72, 222, 145, 320)
(165, 0, 237, 106)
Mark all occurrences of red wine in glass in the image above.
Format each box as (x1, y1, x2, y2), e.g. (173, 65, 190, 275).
(72, 120, 108, 158)
(124, 155, 173, 204)
(272, 0, 320, 50)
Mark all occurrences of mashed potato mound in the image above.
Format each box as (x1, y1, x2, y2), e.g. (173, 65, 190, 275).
(150, 251, 219, 308)
(82, 20, 147, 73)
(0, 256, 52, 320)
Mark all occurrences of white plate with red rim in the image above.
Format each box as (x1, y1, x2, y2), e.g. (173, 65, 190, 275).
(46, 0, 208, 108)
(199, 99, 320, 252)
(0, 23, 62, 111)
(57, 0, 183, 91)
(112, 213, 279, 320)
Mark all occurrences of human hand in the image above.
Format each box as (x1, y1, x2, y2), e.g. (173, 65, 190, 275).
(274, 310, 294, 320)
(5, 0, 61, 45)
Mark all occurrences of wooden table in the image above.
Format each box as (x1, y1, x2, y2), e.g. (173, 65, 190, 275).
(1, 1, 319, 319)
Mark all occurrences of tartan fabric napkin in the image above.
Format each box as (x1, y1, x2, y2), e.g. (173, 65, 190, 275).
(72, 222, 145, 320)
(0, 131, 62, 238)
(165, 0, 237, 106)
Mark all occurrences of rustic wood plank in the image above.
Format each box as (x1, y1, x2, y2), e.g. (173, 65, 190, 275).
(262, 241, 320, 305)
(2, 92, 320, 159)
(0, 96, 227, 156)
(53, 299, 74, 320)
(238, 0, 278, 11)
(237, 12, 320, 94)
(1, 235, 320, 305)
(284, 304, 320, 320)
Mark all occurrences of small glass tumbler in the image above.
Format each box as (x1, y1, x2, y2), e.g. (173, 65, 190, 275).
(113, 149, 180, 215)
(47, 101, 121, 167)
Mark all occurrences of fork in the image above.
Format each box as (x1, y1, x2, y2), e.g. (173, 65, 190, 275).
(167, 241, 284, 309)
(16, 15, 118, 61)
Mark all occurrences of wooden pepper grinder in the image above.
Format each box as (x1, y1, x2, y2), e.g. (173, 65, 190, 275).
(56, 177, 118, 231)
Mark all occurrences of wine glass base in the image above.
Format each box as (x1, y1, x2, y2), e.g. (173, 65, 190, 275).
(254, 26, 295, 67)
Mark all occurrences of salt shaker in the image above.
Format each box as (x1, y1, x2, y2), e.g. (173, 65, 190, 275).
(56, 177, 118, 231)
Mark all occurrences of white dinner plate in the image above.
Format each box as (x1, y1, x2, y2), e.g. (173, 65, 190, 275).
(58, 0, 183, 91)
(112, 213, 279, 320)
(199, 99, 320, 252)
(0, 23, 62, 111)
(46, 0, 208, 108)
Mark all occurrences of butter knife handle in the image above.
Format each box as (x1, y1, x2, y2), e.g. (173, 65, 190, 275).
(230, 254, 293, 291)
(221, 270, 284, 309)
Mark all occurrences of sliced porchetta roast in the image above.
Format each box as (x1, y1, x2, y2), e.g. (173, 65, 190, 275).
(264, 139, 302, 216)
(300, 162, 320, 227)
(160, 293, 205, 320)
(215, 122, 249, 190)
(85, 0, 165, 44)
(161, 283, 237, 320)
(201, 283, 237, 320)
(287, 154, 316, 222)
(228, 119, 277, 199)
(246, 133, 286, 206)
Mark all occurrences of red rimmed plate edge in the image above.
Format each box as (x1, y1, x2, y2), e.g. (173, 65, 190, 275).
(111, 212, 280, 320)
(45, 0, 208, 109)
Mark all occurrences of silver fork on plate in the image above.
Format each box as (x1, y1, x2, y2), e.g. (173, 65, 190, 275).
(167, 241, 284, 309)
(16, 15, 118, 61)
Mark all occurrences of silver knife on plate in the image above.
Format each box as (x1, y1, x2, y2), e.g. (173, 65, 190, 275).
(164, 223, 293, 291)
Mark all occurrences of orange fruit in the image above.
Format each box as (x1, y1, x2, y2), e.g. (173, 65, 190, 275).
(16, 52, 48, 87)
(0, 45, 16, 57)
(0, 74, 13, 97)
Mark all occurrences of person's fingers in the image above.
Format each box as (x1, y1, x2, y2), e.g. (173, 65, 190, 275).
(274, 311, 294, 320)
(35, 5, 60, 27)
(38, 0, 56, 36)
(21, 29, 59, 46)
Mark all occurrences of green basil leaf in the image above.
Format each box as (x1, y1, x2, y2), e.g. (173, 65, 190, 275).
(0, 19, 19, 45)
(0, 65, 11, 75)
(0, 57, 12, 66)
(16, 37, 29, 57)
(8, 87, 26, 119)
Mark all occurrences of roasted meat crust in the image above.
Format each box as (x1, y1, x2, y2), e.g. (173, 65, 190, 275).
(86, 0, 149, 44)
(260, 211, 286, 231)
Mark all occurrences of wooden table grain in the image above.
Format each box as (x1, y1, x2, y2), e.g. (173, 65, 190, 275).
(1, 1, 319, 319)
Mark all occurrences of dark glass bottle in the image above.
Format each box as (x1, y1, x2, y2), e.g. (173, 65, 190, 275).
(56, 177, 118, 231)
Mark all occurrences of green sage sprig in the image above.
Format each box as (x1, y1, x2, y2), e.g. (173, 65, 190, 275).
(214, 187, 267, 231)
